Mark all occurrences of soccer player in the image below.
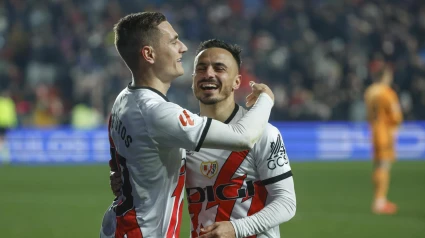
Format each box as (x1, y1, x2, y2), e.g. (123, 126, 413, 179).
(110, 39, 296, 238)
(101, 12, 275, 238)
(364, 65, 403, 215)
(186, 39, 296, 238)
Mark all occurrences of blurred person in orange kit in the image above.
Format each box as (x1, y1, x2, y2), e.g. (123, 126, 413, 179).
(364, 62, 403, 215)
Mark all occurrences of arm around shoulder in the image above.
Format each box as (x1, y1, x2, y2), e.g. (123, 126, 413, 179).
(202, 93, 274, 151)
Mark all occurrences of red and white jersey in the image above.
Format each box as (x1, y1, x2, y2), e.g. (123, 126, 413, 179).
(185, 105, 292, 238)
(108, 85, 211, 238)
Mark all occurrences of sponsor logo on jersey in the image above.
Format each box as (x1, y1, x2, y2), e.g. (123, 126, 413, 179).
(267, 134, 288, 170)
(200, 161, 218, 178)
(179, 110, 195, 127)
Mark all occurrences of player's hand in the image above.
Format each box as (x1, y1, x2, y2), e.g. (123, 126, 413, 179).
(198, 221, 236, 238)
(246, 81, 274, 108)
(110, 170, 123, 197)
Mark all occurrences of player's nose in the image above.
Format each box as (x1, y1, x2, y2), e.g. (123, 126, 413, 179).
(179, 40, 188, 54)
(206, 66, 215, 78)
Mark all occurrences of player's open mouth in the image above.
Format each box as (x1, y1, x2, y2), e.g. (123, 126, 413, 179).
(199, 83, 219, 91)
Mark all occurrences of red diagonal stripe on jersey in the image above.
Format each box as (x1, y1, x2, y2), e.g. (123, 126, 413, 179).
(175, 199, 184, 237)
(189, 202, 202, 237)
(206, 150, 249, 222)
(108, 115, 115, 148)
(166, 163, 186, 238)
(244, 181, 268, 215)
(115, 208, 143, 238)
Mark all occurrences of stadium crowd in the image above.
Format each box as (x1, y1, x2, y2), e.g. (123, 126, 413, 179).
(1, 0, 425, 128)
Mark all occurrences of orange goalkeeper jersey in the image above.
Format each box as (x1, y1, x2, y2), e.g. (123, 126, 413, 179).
(364, 84, 403, 159)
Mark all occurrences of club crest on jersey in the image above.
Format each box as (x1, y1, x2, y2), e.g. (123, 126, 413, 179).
(200, 161, 218, 178)
(178, 110, 195, 127)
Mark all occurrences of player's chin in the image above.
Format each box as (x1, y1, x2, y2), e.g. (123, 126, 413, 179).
(173, 71, 184, 78)
(199, 96, 220, 105)
(175, 67, 184, 77)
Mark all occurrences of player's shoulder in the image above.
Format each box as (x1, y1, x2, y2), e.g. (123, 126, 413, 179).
(255, 123, 282, 147)
(384, 86, 397, 97)
(145, 101, 183, 121)
(265, 123, 281, 138)
(128, 88, 180, 111)
(364, 84, 376, 101)
(238, 106, 281, 142)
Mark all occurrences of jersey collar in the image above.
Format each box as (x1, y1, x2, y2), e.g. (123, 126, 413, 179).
(224, 104, 240, 124)
(127, 83, 170, 102)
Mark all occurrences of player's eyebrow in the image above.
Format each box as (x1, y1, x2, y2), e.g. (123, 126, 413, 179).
(196, 62, 228, 68)
(170, 34, 179, 42)
(212, 62, 227, 68)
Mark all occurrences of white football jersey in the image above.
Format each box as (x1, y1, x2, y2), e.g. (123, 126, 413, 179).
(106, 85, 211, 238)
(185, 105, 292, 238)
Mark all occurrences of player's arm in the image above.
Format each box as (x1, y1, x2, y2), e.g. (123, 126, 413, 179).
(105, 114, 122, 198)
(223, 125, 295, 238)
(148, 82, 274, 152)
(202, 91, 273, 151)
(386, 91, 403, 126)
(107, 114, 123, 197)
(229, 178, 295, 238)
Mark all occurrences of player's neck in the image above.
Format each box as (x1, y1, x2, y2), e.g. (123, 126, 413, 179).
(130, 69, 171, 96)
(199, 98, 236, 123)
(375, 81, 390, 87)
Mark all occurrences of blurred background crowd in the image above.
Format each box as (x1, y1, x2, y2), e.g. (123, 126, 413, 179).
(1, 0, 425, 129)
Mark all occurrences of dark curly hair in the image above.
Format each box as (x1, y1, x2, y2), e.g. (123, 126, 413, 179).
(196, 39, 242, 69)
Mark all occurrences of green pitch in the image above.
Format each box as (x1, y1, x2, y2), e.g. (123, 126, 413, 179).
(0, 161, 424, 238)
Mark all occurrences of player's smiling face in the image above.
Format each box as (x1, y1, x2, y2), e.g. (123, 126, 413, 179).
(192, 48, 241, 105)
(154, 21, 187, 80)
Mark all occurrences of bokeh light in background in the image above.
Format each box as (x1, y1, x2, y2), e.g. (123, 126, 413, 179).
(1, 0, 425, 128)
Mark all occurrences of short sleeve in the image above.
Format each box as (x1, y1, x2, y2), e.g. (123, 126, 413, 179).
(254, 124, 292, 185)
(145, 102, 211, 151)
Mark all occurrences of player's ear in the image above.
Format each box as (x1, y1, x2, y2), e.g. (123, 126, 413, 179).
(233, 75, 241, 91)
(141, 46, 155, 64)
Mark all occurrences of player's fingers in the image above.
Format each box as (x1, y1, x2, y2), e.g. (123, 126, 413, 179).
(113, 189, 121, 197)
(245, 100, 254, 108)
(249, 81, 256, 88)
(200, 223, 218, 233)
(110, 172, 123, 185)
(110, 181, 122, 190)
(245, 93, 257, 106)
(245, 95, 258, 108)
(110, 171, 121, 178)
(246, 92, 256, 101)
(252, 82, 275, 102)
(111, 182, 122, 189)
(198, 232, 217, 238)
(251, 82, 266, 92)
(111, 176, 123, 184)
